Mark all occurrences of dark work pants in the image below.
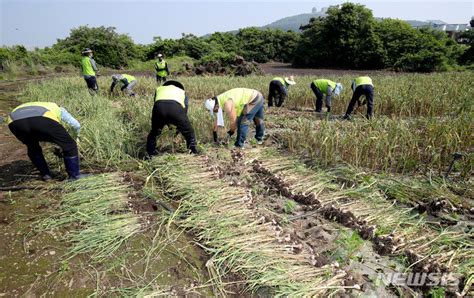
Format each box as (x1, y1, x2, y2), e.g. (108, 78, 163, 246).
(146, 100, 196, 155)
(84, 76, 98, 91)
(156, 75, 167, 84)
(345, 85, 374, 119)
(268, 81, 286, 107)
(9, 117, 78, 174)
(310, 82, 329, 112)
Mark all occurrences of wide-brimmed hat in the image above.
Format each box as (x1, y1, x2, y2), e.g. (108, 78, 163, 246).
(285, 76, 296, 85)
(81, 48, 93, 54)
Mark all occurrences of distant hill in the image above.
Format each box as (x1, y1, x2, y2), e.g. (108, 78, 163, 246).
(260, 8, 451, 32)
(203, 8, 456, 36)
(262, 7, 327, 32)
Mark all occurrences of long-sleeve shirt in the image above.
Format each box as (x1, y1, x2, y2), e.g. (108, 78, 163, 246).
(90, 58, 98, 72)
(60, 107, 81, 133)
(326, 86, 333, 106)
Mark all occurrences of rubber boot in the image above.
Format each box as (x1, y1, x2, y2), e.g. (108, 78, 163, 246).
(64, 155, 87, 180)
(29, 153, 52, 181)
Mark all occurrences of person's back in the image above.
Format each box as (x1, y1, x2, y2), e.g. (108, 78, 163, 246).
(147, 81, 197, 155)
(344, 76, 374, 120)
(217, 88, 260, 117)
(8, 102, 85, 180)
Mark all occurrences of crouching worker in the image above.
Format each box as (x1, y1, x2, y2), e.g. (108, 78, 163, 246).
(268, 76, 296, 107)
(110, 74, 137, 96)
(205, 88, 265, 148)
(343, 76, 374, 120)
(7, 102, 86, 180)
(310, 79, 343, 113)
(146, 81, 197, 156)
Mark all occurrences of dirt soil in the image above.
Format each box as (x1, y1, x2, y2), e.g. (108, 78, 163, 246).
(0, 79, 216, 296)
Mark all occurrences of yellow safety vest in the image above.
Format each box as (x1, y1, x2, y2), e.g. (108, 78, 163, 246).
(155, 60, 167, 77)
(122, 74, 136, 83)
(8, 102, 61, 124)
(354, 77, 373, 88)
(154, 85, 186, 108)
(217, 88, 258, 117)
(81, 56, 95, 76)
(272, 77, 286, 86)
(313, 79, 336, 95)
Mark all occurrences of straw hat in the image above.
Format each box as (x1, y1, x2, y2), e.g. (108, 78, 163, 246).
(285, 76, 296, 85)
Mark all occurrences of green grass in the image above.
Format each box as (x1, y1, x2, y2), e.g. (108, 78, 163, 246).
(7, 72, 473, 295)
(38, 173, 142, 261)
(16, 73, 473, 174)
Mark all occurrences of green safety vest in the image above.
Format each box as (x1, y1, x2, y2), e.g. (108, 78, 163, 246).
(8, 102, 61, 124)
(217, 88, 258, 117)
(272, 77, 286, 86)
(154, 85, 186, 108)
(354, 77, 373, 88)
(121, 74, 136, 83)
(155, 60, 167, 77)
(81, 56, 95, 76)
(313, 79, 336, 95)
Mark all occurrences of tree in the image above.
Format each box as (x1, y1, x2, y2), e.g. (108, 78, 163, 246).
(294, 3, 385, 69)
(458, 22, 474, 65)
(54, 26, 138, 68)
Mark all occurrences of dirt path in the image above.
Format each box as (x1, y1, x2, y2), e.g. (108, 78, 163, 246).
(0, 80, 35, 187)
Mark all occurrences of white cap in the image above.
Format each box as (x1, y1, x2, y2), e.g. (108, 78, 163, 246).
(157, 53, 163, 58)
(285, 75, 296, 85)
(204, 98, 215, 116)
(334, 83, 343, 96)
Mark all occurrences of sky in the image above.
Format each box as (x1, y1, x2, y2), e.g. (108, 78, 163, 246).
(1, 0, 473, 48)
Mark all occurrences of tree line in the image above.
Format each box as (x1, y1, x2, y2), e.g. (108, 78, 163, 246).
(1, 2, 473, 75)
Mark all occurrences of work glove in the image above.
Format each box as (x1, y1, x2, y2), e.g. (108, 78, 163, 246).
(226, 130, 235, 143)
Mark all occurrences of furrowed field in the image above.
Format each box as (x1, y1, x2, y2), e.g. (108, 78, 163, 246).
(0, 72, 473, 296)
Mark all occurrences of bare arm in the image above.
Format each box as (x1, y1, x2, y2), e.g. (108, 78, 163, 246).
(223, 100, 237, 132)
(213, 117, 218, 132)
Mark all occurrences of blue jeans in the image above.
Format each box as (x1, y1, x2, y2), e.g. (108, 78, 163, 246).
(235, 95, 265, 148)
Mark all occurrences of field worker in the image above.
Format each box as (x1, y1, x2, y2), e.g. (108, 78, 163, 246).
(310, 79, 343, 113)
(81, 48, 99, 94)
(268, 76, 296, 107)
(7, 102, 86, 180)
(110, 74, 137, 96)
(146, 80, 197, 156)
(205, 88, 265, 148)
(343, 76, 374, 120)
(154, 53, 170, 84)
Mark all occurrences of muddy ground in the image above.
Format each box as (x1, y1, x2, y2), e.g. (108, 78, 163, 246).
(0, 80, 216, 296)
